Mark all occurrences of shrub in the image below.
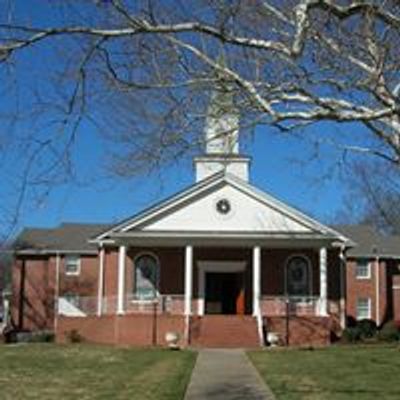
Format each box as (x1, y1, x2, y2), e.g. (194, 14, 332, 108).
(377, 321, 400, 342)
(30, 331, 55, 343)
(9, 330, 55, 343)
(357, 319, 377, 340)
(65, 329, 84, 343)
(341, 327, 361, 343)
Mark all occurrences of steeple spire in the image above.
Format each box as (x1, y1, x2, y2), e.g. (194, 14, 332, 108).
(194, 67, 251, 183)
(205, 83, 239, 155)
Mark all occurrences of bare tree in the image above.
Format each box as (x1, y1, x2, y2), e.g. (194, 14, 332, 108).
(1, 0, 400, 240)
(336, 159, 400, 234)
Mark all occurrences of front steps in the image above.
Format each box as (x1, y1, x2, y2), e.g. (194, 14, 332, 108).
(190, 315, 261, 348)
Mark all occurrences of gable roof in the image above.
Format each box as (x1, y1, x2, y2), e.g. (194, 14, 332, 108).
(15, 223, 110, 254)
(333, 224, 400, 258)
(94, 172, 349, 244)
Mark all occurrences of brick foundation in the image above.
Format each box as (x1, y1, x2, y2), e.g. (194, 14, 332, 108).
(56, 314, 186, 347)
(265, 316, 332, 346)
(56, 313, 335, 347)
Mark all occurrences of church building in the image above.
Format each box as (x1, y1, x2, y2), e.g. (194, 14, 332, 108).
(11, 87, 351, 347)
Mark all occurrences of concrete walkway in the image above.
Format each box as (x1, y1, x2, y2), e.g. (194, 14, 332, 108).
(184, 349, 275, 400)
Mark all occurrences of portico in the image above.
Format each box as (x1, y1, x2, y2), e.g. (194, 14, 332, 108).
(87, 229, 337, 347)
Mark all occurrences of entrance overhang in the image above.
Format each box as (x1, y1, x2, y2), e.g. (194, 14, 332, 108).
(105, 231, 343, 249)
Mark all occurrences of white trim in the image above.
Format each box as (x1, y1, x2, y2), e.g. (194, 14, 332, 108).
(97, 247, 105, 317)
(117, 246, 126, 315)
(109, 231, 338, 241)
(64, 254, 81, 276)
(197, 260, 246, 316)
(17, 249, 98, 256)
(393, 285, 400, 290)
(355, 259, 371, 280)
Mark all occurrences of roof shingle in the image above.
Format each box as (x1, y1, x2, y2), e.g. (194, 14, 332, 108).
(333, 224, 400, 258)
(15, 223, 110, 253)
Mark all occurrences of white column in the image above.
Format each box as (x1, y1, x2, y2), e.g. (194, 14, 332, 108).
(319, 247, 328, 316)
(97, 247, 105, 317)
(375, 257, 380, 326)
(253, 246, 261, 317)
(54, 253, 61, 332)
(184, 245, 193, 316)
(339, 247, 346, 329)
(117, 245, 126, 315)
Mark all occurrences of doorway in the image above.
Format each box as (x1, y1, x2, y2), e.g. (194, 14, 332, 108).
(205, 272, 245, 314)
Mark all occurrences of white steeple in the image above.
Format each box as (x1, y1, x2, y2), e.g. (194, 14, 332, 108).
(204, 87, 239, 155)
(194, 83, 251, 182)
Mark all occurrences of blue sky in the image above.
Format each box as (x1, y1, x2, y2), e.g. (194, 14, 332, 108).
(11, 121, 349, 230)
(0, 1, 365, 237)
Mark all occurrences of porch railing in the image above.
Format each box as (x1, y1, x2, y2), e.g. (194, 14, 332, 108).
(57, 294, 323, 318)
(57, 294, 185, 317)
(260, 296, 321, 317)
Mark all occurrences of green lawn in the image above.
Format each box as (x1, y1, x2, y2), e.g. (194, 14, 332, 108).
(249, 345, 400, 400)
(0, 344, 196, 400)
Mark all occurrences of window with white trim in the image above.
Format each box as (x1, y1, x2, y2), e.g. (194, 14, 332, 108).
(286, 255, 311, 297)
(355, 259, 371, 279)
(134, 254, 159, 299)
(356, 298, 371, 320)
(65, 255, 81, 275)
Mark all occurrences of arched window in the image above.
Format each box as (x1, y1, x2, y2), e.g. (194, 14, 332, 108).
(134, 254, 159, 299)
(285, 255, 311, 297)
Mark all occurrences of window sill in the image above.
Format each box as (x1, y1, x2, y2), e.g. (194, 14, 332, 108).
(130, 298, 159, 303)
(356, 315, 371, 320)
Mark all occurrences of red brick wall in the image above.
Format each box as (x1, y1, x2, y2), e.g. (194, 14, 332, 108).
(104, 249, 118, 298)
(346, 258, 391, 326)
(266, 316, 331, 346)
(12, 254, 100, 331)
(13, 245, 343, 338)
(126, 247, 184, 296)
(59, 255, 99, 297)
(56, 314, 185, 347)
(261, 248, 320, 296)
(11, 256, 55, 331)
(386, 260, 400, 322)
(393, 276, 400, 322)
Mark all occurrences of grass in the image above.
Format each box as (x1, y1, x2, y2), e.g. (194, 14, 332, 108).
(0, 344, 196, 400)
(249, 345, 400, 400)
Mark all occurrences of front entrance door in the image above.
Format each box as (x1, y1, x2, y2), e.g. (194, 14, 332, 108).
(205, 272, 244, 314)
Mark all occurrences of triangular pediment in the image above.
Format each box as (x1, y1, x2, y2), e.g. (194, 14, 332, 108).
(140, 183, 311, 233)
(95, 173, 345, 241)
